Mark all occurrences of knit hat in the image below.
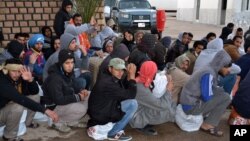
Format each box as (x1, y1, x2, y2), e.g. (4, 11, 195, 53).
(139, 33, 157, 49)
(136, 61, 158, 88)
(7, 40, 24, 58)
(28, 34, 44, 48)
(160, 36, 172, 48)
(108, 58, 126, 70)
(60, 33, 76, 49)
(58, 49, 75, 66)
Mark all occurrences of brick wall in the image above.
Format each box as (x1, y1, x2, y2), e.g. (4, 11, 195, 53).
(0, 0, 105, 47)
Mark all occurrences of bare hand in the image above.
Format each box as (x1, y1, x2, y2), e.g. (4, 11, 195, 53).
(127, 63, 136, 80)
(79, 89, 89, 100)
(45, 109, 59, 122)
(29, 53, 38, 64)
(78, 45, 87, 56)
(20, 66, 33, 82)
(90, 16, 97, 26)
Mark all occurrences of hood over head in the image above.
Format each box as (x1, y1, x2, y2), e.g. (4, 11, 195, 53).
(60, 33, 76, 50)
(110, 43, 130, 60)
(209, 50, 232, 72)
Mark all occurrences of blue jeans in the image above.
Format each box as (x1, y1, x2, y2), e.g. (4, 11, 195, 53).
(108, 99, 138, 136)
(80, 72, 92, 90)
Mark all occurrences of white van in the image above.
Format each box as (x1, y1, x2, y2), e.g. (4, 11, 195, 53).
(147, 0, 177, 16)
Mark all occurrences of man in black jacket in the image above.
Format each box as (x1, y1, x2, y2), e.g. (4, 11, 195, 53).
(87, 58, 138, 141)
(0, 58, 58, 141)
(42, 49, 89, 133)
(53, 0, 73, 37)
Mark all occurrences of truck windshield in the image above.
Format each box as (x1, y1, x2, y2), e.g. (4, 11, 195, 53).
(119, 1, 151, 9)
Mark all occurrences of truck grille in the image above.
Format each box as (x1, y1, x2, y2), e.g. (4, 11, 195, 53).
(132, 15, 150, 20)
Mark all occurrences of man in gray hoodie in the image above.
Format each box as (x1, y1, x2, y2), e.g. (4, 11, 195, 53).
(180, 50, 232, 137)
(43, 33, 87, 92)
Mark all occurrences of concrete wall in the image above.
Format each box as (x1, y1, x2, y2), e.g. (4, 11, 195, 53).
(225, 0, 242, 25)
(198, 0, 221, 25)
(176, 0, 195, 21)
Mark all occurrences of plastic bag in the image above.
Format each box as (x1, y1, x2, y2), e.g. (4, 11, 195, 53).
(87, 122, 115, 140)
(175, 104, 203, 132)
(0, 110, 27, 137)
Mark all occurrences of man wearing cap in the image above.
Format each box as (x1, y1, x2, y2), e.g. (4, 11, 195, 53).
(42, 49, 89, 133)
(87, 58, 137, 141)
(0, 40, 25, 64)
(0, 58, 58, 141)
(24, 34, 46, 85)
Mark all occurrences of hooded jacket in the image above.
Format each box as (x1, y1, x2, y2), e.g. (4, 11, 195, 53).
(43, 33, 75, 81)
(166, 32, 187, 63)
(194, 38, 224, 72)
(53, 0, 73, 37)
(41, 63, 81, 109)
(180, 50, 232, 108)
(87, 71, 137, 127)
(98, 43, 130, 78)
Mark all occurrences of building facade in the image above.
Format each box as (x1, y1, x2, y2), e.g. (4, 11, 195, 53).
(177, 0, 250, 28)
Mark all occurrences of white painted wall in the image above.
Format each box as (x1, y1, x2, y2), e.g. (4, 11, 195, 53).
(177, 0, 195, 8)
(200, 0, 219, 9)
(148, 0, 177, 10)
(177, 0, 248, 25)
(176, 0, 195, 21)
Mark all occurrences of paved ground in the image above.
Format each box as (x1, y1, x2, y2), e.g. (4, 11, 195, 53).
(2, 18, 229, 141)
(20, 110, 230, 141)
(162, 17, 222, 41)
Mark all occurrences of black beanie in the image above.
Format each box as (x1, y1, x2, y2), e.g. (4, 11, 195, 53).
(62, 0, 73, 9)
(140, 33, 157, 49)
(58, 49, 75, 66)
(7, 40, 24, 58)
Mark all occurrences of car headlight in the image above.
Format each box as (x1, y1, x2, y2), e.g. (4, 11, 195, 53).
(120, 13, 129, 18)
(152, 13, 156, 18)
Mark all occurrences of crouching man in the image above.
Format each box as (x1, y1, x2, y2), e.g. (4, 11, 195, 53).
(42, 49, 89, 133)
(0, 58, 58, 141)
(87, 58, 138, 141)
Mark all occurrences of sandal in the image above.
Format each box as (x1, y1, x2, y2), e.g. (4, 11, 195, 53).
(201, 127, 224, 137)
(27, 122, 40, 128)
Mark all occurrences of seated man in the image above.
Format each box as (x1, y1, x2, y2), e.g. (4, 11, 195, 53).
(24, 34, 46, 85)
(0, 40, 25, 64)
(229, 69, 250, 125)
(87, 58, 138, 141)
(180, 50, 232, 137)
(130, 61, 176, 136)
(0, 58, 58, 141)
(42, 49, 89, 133)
